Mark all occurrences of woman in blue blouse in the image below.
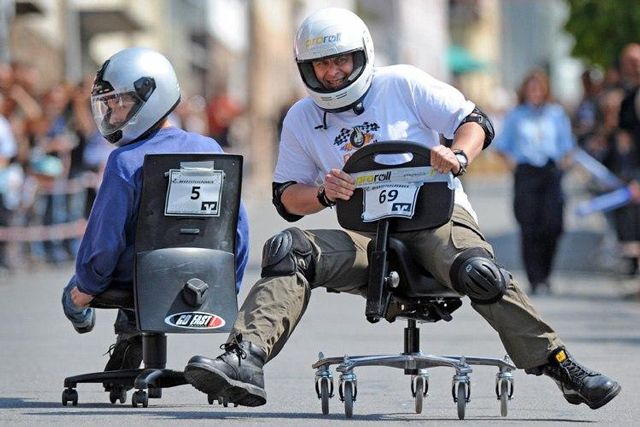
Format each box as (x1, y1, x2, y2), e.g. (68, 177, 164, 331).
(494, 69, 575, 294)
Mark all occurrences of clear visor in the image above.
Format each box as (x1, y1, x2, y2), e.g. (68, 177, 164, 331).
(91, 90, 145, 136)
(298, 49, 366, 94)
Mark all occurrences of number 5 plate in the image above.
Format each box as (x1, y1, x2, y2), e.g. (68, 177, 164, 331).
(362, 182, 421, 222)
(165, 169, 224, 217)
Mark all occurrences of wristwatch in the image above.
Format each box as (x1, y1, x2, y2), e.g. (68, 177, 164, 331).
(452, 149, 468, 177)
(316, 184, 336, 208)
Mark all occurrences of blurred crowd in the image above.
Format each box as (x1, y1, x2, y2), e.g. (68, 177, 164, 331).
(0, 61, 243, 272)
(571, 43, 640, 278)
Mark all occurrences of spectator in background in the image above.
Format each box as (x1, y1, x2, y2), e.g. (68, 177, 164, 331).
(206, 83, 242, 148)
(573, 68, 603, 147)
(493, 69, 575, 295)
(614, 43, 640, 276)
(0, 90, 20, 270)
(29, 84, 77, 264)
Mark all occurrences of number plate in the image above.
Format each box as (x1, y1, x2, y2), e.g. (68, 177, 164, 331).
(165, 169, 224, 217)
(362, 182, 421, 222)
(350, 166, 452, 222)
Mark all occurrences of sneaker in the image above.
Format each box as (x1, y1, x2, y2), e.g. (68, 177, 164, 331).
(184, 334, 267, 407)
(103, 334, 143, 391)
(528, 348, 621, 409)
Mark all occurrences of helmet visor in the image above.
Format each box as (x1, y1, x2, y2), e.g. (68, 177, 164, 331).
(91, 90, 145, 136)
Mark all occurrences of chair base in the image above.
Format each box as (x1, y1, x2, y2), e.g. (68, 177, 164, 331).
(311, 321, 517, 420)
(61, 332, 190, 407)
(62, 368, 188, 407)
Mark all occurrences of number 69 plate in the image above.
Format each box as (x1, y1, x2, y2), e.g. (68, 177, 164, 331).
(362, 182, 421, 222)
(165, 169, 224, 217)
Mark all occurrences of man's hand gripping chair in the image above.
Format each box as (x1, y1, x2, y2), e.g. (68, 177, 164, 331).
(62, 153, 242, 407)
(312, 142, 516, 420)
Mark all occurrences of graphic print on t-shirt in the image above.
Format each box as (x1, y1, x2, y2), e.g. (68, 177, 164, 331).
(333, 121, 380, 161)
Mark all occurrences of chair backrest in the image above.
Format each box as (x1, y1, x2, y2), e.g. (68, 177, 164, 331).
(337, 141, 454, 233)
(134, 153, 242, 333)
(336, 141, 459, 322)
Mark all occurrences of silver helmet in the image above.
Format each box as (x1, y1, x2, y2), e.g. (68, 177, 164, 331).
(91, 47, 180, 146)
(294, 8, 374, 112)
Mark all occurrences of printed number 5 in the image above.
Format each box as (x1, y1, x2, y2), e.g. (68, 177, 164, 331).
(191, 186, 201, 200)
(378, 189, 398, 203)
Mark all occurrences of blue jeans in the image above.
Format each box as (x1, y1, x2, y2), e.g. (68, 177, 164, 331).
(61, 280, 95, 329)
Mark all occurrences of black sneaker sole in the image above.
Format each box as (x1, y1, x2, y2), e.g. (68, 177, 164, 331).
(587, 383, 621, 410)
(184, 362, 266, 407)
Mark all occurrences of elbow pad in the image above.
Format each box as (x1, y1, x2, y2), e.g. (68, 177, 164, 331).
(272, 181, 304, 222)
(457, 106, 495, 149)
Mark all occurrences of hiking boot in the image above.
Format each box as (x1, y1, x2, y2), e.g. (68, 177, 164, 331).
(184, 334, 267, 407)
(527, 348, 621, 409)
(103, 334, 143, 391)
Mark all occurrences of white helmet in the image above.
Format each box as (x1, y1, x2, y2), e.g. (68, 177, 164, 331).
(294, 8, 374, 113)
(91, 47, 180, 146)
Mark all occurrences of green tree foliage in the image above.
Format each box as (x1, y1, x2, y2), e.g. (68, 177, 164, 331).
(565, 0, 640, 67)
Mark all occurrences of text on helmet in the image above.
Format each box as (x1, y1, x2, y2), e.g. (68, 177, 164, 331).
(305, 32, 342, 49)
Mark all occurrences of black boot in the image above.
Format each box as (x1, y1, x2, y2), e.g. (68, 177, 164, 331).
(527, 348, 621, 409)
(103, 334, 143, 391)
(184, 334, 267, 407)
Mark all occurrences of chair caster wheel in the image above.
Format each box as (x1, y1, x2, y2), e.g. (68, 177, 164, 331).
(340, 381, 356, 419)
(109, 387, 127, 404)
(62, 388, 78, 406)
(207, 394, 215, 405)
(132, 390, 148, 408)
(496, 378, 513, 417)
(452, 381, 470, 420)
(412, 375, 428, 414)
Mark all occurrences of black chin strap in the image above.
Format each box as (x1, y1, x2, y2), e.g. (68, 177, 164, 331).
(314, 101, 365, 131)
(314, 111, 328, 130)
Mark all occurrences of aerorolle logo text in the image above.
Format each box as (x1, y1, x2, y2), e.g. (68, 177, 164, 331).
(355, 171, 391, 186)
(165, 311, 225, 329)
(305, 32, 342, 49)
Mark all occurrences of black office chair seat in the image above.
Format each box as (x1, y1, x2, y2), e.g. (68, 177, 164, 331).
(90, 288, 134, 309)
(312, 141, 515, 420)
(385, 238, 462, 323)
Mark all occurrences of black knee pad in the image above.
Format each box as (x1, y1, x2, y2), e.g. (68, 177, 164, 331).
(260, 228, 315, 281)
(450, 248, 507, 305)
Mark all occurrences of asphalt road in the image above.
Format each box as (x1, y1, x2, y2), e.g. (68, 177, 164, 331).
(0, 173, 638, 426)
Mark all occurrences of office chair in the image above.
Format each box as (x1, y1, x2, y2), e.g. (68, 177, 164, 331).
(312, 141, 515, 420)
(62, 153, 242, 407)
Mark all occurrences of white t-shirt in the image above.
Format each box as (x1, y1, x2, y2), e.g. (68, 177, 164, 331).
(275, 64, 478, 220)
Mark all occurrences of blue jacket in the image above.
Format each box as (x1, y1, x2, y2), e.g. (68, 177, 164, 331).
(70, 126, 249, 295)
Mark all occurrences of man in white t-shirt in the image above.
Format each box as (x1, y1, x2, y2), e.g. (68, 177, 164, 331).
(185, 8, 620, 410)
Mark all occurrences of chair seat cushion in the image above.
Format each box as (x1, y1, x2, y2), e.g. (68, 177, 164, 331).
(386, 237, 461, 299)
(91, 288, 134, 309)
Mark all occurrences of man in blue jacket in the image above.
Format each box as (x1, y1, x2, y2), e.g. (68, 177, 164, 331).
(61, 47, 249, 377)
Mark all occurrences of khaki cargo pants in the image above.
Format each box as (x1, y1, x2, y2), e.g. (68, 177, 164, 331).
(232, 205, 563, 370)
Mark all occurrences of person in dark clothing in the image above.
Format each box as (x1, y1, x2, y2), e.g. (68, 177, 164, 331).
(614, 44, 640, 276)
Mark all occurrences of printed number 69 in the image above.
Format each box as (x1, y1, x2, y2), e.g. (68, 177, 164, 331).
(379, 189, 398, 203)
